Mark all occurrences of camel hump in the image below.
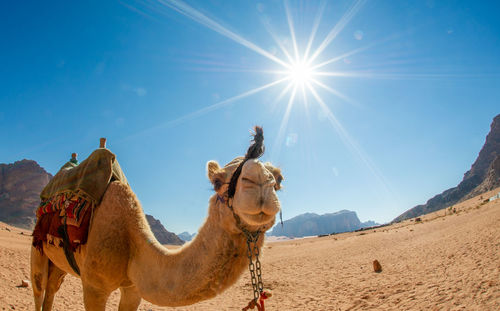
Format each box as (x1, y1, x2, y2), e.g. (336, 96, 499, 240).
(33, 142, 129, 262)
(41, 147, 127, 204)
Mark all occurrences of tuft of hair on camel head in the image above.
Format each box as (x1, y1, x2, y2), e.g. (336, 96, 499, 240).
(227, 126, 266, 199)
(245, 126, 265, 160)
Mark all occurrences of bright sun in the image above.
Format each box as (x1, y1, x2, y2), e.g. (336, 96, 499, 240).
(287, 60, 314, 86)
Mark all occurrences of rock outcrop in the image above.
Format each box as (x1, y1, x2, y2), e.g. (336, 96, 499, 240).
(145, 214, 184, 245)
(393, 114, 500, 222)
(270, 210, 378, 238)
(0, 160, 52, 229)
(466, 154, 500, 199)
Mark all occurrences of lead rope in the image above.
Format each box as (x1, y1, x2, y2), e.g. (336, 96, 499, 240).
(241, 229, 271, 311)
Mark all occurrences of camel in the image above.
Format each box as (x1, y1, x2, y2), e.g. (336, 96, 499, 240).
(30, 129, 283, 310)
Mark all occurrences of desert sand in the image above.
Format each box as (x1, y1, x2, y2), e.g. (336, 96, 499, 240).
(1, 188, 499, 310)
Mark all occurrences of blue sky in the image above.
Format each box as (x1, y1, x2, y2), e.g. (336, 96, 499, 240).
(1, 0, 499, 234)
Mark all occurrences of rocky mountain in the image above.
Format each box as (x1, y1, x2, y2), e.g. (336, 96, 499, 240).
(393, 114, 500, 222)
(145, 215, 184, 245)
(0, 159, 184, 245)
(178, 231, 196, 242)
(270, 210, 378, 238)
(0, 160, 52, 229)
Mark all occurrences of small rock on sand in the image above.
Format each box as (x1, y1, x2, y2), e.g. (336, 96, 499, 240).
(20, 280, 30, 288)
(373, 260, 382, 273)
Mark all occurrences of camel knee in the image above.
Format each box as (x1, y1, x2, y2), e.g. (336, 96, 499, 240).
(31, 270, 45, 311)
(32, 272, 45, 296)
(30, 247, 48, 311)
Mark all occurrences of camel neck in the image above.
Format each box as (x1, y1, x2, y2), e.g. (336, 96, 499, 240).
(128, 195, 262, 307)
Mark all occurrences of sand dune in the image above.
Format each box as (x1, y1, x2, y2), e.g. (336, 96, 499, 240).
(1, 188, 499, 310)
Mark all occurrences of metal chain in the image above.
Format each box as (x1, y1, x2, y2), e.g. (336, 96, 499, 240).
(254, 246, 264, 293)
(226, 199, 265, 304)
(244, 229, 263, 302)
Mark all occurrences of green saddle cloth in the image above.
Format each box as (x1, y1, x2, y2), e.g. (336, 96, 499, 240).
(40, 148, 128, 205)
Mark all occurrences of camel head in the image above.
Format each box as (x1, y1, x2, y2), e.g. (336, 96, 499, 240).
(207, 127, 283, 233)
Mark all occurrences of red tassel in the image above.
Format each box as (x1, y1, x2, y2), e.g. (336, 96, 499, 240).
(242, 291, 271, 311)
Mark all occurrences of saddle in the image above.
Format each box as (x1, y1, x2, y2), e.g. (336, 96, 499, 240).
(32, 142, 127, 274)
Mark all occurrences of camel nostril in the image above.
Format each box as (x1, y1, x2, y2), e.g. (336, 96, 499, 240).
(259, 197, 265, 206)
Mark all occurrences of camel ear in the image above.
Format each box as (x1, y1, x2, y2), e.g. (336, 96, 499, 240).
(264, 162, 284, 190)
(207, 160, 221, 182)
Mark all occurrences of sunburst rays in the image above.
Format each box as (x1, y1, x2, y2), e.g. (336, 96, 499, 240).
(117, 0, 407, 215)
(122, 0, 399, 198)
(120, 0, 368, 136)
(128, 0, 370, 111)
(122, 0, 375, 155)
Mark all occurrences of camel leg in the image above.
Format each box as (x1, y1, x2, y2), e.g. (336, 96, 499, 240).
(118, 286, 142, 311)
(82, 283, 110, 311)
(41, 262, 67, 310)
(30, 247, 48, 311)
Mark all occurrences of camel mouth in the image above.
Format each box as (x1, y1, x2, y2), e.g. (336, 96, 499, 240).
(240, 211, 275, 226)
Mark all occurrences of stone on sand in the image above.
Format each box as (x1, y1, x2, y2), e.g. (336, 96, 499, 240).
(373, 260, 382, 273)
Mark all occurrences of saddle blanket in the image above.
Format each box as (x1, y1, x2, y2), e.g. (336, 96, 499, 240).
(32, 147, 127, 253)
(32, 193, 92, 252)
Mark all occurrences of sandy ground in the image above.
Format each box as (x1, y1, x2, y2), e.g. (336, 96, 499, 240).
(1, 188, 500, 310)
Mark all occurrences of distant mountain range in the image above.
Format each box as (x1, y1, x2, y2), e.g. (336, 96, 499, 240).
(0, 159, 183, 245)
(270, 210, 378, 238)
(178, 231, 196, 242)
(393, 114, 500, 222)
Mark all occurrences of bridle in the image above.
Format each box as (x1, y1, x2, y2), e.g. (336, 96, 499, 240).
(220, 125, 267, 237)
(215, 126, 271, 308)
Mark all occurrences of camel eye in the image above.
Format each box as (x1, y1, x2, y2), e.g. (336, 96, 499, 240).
(214, 179, 222, 191)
